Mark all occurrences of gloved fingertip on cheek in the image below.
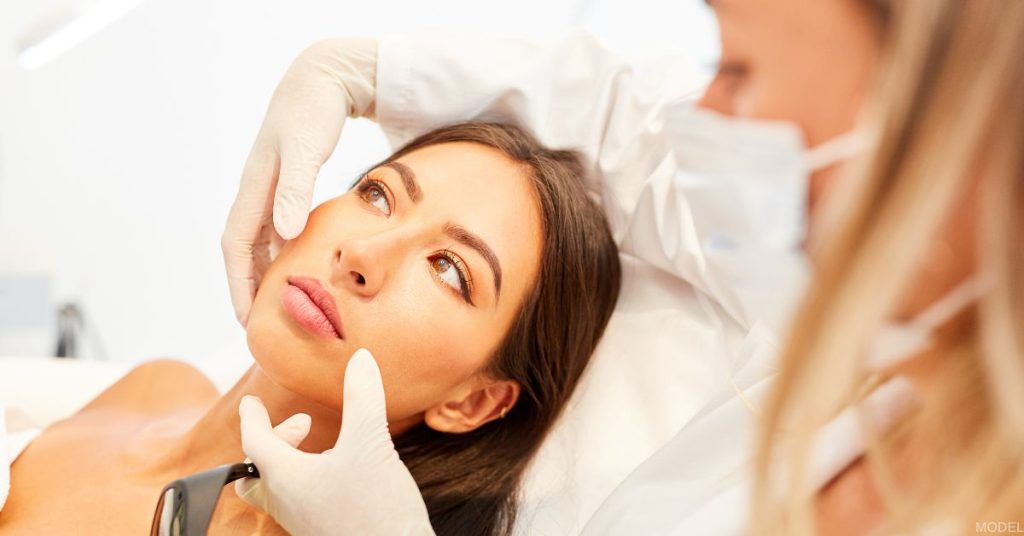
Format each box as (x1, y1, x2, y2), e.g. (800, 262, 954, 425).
(272, 204, 308, 240)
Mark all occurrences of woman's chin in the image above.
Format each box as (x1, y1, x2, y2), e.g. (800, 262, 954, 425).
(246, 315, 348, 407)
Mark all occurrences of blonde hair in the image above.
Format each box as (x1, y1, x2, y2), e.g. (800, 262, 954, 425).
(751, 1, 1024, 533)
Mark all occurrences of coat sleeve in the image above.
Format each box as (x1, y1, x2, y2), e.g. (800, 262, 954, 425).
(374, 31, 708, 244)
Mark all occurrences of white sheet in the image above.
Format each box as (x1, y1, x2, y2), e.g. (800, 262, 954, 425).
(1, 404, 41, 513)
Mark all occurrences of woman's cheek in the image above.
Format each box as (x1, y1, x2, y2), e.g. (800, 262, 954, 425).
(373, 312, 491, 419)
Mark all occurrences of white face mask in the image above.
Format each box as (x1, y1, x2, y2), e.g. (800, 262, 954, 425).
(664, 105, 867, 252)
(867, 277, 988, 371)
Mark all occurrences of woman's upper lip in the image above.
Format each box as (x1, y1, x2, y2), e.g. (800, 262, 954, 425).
(286, 276, 345, 339)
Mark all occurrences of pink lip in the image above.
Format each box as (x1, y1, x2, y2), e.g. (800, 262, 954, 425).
(281, 276, 345, 340)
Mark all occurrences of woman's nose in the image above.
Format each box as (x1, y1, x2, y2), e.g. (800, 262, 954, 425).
(333, 239, 385, 298)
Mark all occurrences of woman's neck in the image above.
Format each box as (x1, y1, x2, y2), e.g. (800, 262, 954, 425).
(147, 364, 342, 478)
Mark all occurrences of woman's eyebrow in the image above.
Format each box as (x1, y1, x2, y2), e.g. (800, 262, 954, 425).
(381, 161, 422, 203)
(443, 222, 502, 301)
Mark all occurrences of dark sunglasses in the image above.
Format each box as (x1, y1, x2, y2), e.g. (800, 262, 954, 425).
(150, 462, 259, 536)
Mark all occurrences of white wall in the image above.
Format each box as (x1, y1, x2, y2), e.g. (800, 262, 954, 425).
(0, 0, 717, 364)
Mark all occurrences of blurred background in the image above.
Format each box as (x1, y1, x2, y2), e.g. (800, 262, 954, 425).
(0, 0, 718, 366)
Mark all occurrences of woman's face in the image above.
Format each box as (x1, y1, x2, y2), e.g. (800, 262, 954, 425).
(700, 1, 973, 320)
(246, 142, 543, 433)
(699, 0, 882, 208)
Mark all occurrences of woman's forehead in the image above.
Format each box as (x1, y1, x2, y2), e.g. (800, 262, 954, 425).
(387, 143, 538, 214)
(387, 142, 544, 299)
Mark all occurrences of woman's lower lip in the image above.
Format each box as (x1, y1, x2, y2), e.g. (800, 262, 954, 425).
(281, 284, 342, 339)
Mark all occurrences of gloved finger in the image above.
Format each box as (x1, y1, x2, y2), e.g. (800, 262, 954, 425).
(240, 411, 313, 464)
(222, 231, 259, 326)
(273, 137, 322, 240)
(336, 348, 393, 453)
(273, 412, 313, 448)
(225, 268, 258, 327)
(807, 377, 918, 491)
(223, 142, 279, 325)
(252, 224, 285, 290)
(235, 412, 312, 506)
(268, 228, 287, 259)
(238, 395, 303, 470)
(234, 470, 269, 510)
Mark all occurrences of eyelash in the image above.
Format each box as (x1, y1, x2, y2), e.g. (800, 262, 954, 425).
(355, 176, 393, 216)
(355, 175, 475, 306)
(431, 249, 474, 305)
(715, 61, 748, 82)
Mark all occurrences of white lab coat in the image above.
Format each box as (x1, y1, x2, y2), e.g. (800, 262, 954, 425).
(374, 32, 809, 534)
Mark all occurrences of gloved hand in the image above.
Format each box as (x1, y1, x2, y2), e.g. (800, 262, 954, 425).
(222, 38, 378, 325)
(236, 348, 435, 536)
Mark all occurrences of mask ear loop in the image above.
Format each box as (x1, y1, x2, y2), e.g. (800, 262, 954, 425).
(804, 129, 872, 172)
(907, 276, 990, 333)
(866, 276, 991, 371)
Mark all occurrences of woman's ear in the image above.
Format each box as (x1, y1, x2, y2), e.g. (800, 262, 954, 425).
(424, 377, 520, 434)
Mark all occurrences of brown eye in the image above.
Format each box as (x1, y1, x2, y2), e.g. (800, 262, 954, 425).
(358, 180, 391, 215)
(429, 252, 472, 304)
(431, 255, 461, 291)
(431, 256, 451, 273)
(714, 61, 748, 93)
(716, 62, 748, 78)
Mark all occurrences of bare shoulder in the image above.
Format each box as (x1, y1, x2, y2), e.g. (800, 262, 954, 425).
(77, 358, 220, 416)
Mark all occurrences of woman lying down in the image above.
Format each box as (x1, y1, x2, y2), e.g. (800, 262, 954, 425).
(0, 122, 621, 535)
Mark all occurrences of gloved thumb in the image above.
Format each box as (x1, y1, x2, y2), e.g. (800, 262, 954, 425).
(273, 140, 322, 239)
(268, 412, 314, 449)
(235, 412, 312, 507)
(335, 348, 395, 458)
(239, 396, 305, 470)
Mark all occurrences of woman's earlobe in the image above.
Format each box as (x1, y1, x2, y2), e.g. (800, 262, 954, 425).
(423, 380, 520, 434)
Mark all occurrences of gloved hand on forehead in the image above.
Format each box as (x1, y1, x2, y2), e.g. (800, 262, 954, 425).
(236, 348, 435, 536)
(222, 38, 378, 325)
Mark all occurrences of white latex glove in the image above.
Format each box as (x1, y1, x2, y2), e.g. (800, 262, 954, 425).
(222, 38, 378, 325)
(236, 348, 435, 536)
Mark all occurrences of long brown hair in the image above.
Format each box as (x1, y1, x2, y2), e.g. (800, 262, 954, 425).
(368, 122, 621, 535)
(751, 0, 1024, 532)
